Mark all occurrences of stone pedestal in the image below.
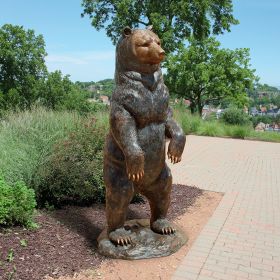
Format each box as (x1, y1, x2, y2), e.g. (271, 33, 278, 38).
(98, 219, 187, 260)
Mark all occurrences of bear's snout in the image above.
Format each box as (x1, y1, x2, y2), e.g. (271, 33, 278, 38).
(159, 49, 165, 58)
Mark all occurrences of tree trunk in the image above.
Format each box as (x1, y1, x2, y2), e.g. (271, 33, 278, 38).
(198, 103, 203, 117)
(190, 103, 196, 114)
(197, 92, 203, 116)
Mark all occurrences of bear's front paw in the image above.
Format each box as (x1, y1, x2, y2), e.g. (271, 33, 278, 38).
(167, 152, 181, 164)
(128, 171, 144, 182)
(126, 152, 144, 182)
(167, 138, 184, 164)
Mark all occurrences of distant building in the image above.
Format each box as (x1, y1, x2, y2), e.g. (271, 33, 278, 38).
(250, 107, 259, 116)
(88, 85, 97, 92)
(258, 92, 269, 98)
(216, 109, 224, 119)
(260, 106, 267, 115)
(183, 99, 191, 106)
(99, 95, 110, 105)
(267, 108, 280, 117)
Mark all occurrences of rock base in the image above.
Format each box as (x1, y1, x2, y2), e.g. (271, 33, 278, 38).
(97, 219, 188, 260)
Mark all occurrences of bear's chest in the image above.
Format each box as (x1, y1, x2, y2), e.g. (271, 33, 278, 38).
(122, 84, 169, 127)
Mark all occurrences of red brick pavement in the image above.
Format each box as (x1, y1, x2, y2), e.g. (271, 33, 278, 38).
(169, 136, 280, 280)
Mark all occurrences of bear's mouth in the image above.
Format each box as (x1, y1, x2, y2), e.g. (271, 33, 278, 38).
(148, 56, 165, 65)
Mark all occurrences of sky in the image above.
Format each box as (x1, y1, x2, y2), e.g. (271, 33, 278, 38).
(0, 0, 279, 86)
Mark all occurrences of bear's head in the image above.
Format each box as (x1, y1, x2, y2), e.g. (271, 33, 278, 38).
(116, 26, 165, 74)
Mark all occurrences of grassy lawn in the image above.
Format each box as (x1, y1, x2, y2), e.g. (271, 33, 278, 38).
(173, 107, 280, 143)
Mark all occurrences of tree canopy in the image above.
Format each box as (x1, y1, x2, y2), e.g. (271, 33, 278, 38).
(165, 37, 257, 115)
(0, 24, 47, 108)
(81, 0, 238, 53)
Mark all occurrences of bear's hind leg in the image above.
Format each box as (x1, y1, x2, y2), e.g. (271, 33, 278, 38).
(104, 164, 134, 245)
(141, 164, 176, 235)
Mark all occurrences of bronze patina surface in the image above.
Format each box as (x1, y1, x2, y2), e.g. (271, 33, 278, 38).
(98, 219, 187, 259)
(101, 26, 186, 257)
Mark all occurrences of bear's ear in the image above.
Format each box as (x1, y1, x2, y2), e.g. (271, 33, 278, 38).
(123, 26, 132, 37)
(147, 25, 153, 31)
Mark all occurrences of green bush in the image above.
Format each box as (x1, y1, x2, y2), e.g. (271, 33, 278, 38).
(36, 117, 108, 207)
(0, 176, 36, 227)
(221, 107, 251, 126)
(250, 115, 280, 128)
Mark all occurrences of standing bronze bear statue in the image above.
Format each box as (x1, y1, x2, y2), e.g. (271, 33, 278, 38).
(103, 26, 186, 246)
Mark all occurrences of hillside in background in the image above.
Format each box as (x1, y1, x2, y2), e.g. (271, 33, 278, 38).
(76, 79, 115, 97)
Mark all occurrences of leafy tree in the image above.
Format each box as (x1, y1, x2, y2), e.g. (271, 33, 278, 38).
(165, 37, 257, 115)
(81, 0, 238, 53)
(0, 24, 47, 108)
(40, 71, 88, 111)
(40, 71, 105, 114)
(40, 71, 73, 109)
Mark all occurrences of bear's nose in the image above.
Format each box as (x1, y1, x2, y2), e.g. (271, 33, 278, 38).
(159, 50, 165, 56)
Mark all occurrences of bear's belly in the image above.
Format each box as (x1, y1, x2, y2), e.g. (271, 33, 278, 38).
(104, 123, 166, 185)
(137, 122, 166, 177)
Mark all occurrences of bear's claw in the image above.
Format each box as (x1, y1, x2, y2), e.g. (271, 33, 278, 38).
(128, 171, 144, 182)
(109, 228, 133, 246)
(167, 152, 181, 164)
(152, 219, 176, 235)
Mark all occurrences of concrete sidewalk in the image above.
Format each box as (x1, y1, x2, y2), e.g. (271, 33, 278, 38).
(169, 136, 280, 280)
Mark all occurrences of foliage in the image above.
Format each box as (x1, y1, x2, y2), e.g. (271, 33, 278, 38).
(0, 176, 36, 227)
(36, 115, 108, 207)
(76, 79, 115, 97)
(166, 37, 257, 115)
(0, 107, 109, 208)
(221, 107, 251, 126)
(197, 121, 223, 137)
(248, 83, 280, 108)
(173, 104, 202, 134)
(0, 107, 83, 187)
(39, 71, 107, 114)
(0, 25, 105, 114)
(223, 125, 251, 139)
(251, 114, 280, 128)
(81, 0, 238, 53)
(173, 105, 280, 142)
(249, 131, 280, 143)
(0, 24, 47, 109)
(256, 83, 279, 93)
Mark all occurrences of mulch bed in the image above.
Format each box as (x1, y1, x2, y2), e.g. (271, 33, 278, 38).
(0, 185, 203, 280)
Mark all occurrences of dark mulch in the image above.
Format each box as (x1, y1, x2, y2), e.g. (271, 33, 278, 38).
(0, 185, 203, 280)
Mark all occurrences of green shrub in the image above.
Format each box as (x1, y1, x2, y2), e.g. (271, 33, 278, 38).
(0, 176, 36, 227)
(36, 117, 108, 207)
(250, 115, 279, 128)
(221, 107, 251, 126)
(197, 121, 224, 137)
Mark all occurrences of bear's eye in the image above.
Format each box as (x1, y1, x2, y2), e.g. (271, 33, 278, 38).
(157, 41, 161, 45)
(142, 42, 150, 47)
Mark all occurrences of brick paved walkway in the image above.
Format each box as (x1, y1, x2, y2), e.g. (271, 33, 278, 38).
(169, 136, 280, 280)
